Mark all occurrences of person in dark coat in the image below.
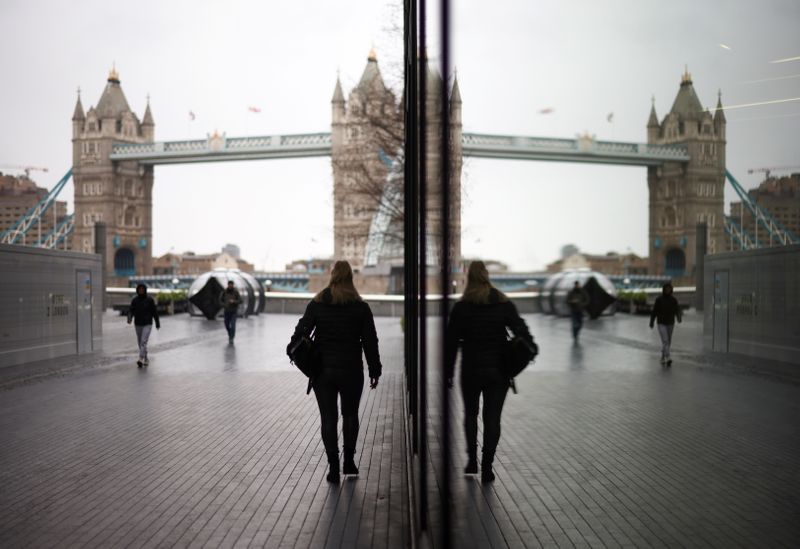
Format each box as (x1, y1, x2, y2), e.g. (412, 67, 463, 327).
(566, 281, 589, 341)
(219, 281, 242, 344)
(446, 261, 534, 482)
(650, 282, 682, 366)
(127, 283, 160, 367)
(289, 260, 382, 483)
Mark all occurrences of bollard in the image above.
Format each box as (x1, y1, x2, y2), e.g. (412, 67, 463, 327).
(94, 222, 107, 310)
(695, 222, 707, 311)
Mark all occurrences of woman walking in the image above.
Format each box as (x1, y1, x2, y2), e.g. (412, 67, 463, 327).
(290, 261, 382, 483)
(446, 261, 534, 482)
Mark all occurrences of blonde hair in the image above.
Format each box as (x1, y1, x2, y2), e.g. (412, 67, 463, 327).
(461, 261, 507, 304)
(314, 260, 362, 304)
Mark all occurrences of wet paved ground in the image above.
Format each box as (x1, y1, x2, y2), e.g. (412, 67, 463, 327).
(0, 312, 408, 548)
(0, 310, 798, 548)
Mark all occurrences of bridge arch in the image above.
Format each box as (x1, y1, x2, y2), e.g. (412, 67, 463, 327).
(114, 248, 136, 277)
(664, 248, 685, 278)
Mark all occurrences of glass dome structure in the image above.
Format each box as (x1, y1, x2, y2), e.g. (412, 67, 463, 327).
(541, 269, 617, 317)
(188, 268, 264, 318)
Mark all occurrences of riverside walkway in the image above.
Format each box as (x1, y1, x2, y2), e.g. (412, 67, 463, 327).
(1, 310, 798, 548)
(0, 312, 408, 548)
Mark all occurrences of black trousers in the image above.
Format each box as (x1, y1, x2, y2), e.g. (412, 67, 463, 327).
(313, 368, 364, 455)
(461, 367, 509, 464)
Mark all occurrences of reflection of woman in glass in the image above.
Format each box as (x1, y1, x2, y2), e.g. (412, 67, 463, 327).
(290, 261, 382, 483)
(446, 261, 534, 482)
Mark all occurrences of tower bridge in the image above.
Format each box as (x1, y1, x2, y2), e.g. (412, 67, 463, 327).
(12, 56, 794, 285)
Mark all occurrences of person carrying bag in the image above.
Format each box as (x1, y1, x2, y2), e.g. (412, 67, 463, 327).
(446, 261, 535, 482)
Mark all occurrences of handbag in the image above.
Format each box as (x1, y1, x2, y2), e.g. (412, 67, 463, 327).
(503, 334, 538, 379)
(287, 333, 320, 394)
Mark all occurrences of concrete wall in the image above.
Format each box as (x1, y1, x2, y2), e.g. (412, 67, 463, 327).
(0, 244, 103, 368)
(262, 292, 540, 318)
(703, 244, 800, 365)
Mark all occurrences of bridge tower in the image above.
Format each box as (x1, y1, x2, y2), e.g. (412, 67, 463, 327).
(647, 68, 726, 280)
(331, 49, 402, 271)
(331, 50, 463, 274)
(72, 68, 155, 285)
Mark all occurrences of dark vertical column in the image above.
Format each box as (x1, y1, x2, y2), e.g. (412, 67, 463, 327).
(695, 222, 707, 311)
(418, 0, 429, 532)
(94, 222, 107, 310)
(403, 0, 419, 455)
(438, 0, 452, 546)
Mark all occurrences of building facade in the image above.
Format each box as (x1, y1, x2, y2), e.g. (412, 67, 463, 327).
(152, 251, 254, 276)
(728, 174, 800, 246)
(71, 68, 155, 286)
(0, 174, 69, 247)
(331, 51, 462, 272)
(647, 69, 726, 279)
(546, 252, 649, 276)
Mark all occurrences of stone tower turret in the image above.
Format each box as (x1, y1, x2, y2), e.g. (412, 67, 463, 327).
(331, 49, 401, 270)
(647, 68, 726, 280)
(72, 67, 155, 285)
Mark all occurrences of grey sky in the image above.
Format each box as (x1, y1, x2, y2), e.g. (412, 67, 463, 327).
(1, 0, 798, 270)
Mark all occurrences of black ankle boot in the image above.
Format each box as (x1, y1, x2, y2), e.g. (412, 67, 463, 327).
(464, 448, 478, 474)
(326, 450, 340, 483)
(481, 452, 495, 482)
(342, 448, 359, 475)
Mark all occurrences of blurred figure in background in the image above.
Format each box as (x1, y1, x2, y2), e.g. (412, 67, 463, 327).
(127, 283, 160, 367)
(650, 282, 682, 366)
(566, 281, 589, 342)
(220, 280, 242, 344)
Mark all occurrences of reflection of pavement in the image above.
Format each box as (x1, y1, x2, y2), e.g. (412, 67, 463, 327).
(432, 312, 800, 547)
(0, 312, 408, 548)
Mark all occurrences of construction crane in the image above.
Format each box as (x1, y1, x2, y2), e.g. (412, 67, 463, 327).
(747, 166, 800, 180)
(0, 164, 49, 178)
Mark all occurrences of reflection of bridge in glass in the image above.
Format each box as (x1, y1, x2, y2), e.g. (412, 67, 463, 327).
(110, 132, 690, 166)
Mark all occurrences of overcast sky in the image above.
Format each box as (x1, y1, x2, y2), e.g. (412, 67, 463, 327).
(1, 0, 798, 270)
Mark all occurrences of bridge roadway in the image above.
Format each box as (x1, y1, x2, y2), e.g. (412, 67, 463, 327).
(109, 132, 691, 166)
(0, 312, 798, 547)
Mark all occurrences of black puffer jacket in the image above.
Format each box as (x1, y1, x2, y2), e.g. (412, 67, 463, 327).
(128, 294, 160, 328)
(650, 294, 682, 326)
(290, 289, 382, 379)
(445, 289, 533, 379)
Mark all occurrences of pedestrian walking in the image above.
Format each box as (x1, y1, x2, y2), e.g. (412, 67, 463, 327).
(650, 282, 682, 366)
(127, 283, 160, 367)
(566, 281, 589, 341)
(289, 260, 382, 484)
(219, 281, 242, 344)
(446, 261, 534, 483)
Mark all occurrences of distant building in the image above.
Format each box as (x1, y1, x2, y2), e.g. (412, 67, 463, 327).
(460, 258, 509, 273)
(152, 251, 254, 276)
(728, 174, 800, 246)
(0, 173, 70, 247)
(560, 244, 579, 259)
(222, 243, 241, 259)
(547, 251, 649, 276)
(285, 257, 336, 274)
